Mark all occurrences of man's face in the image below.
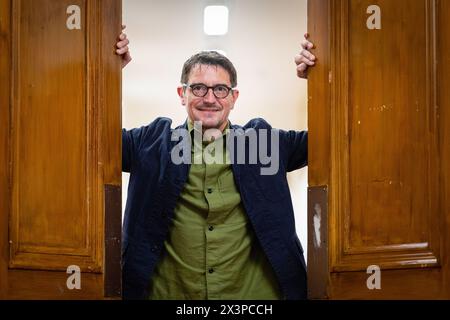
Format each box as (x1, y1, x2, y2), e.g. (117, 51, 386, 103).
(177, 64, 239, 132)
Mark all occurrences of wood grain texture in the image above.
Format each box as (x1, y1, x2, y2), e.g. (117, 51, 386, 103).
(9, 0, 100, 272)
(308, 0, 450, 299)
(0, 0, 12, 300)
(98, 0, 122, 298)
(7, 269, 104, 300)
(332, 0, 440, 272)
(307, 0, 331, 188)
(437, 0, 450, 298)
(0, 0, 121, 299)
(100, 0, 122, 188)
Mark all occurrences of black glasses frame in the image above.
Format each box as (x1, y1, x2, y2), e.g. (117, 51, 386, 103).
(182, 83, 234, 99)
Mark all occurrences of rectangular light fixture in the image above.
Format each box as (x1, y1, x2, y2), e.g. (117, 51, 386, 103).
(204, 5, 229, 36)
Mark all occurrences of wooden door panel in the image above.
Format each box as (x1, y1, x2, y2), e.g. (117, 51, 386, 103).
(308, 0, 449, 299)
(336, 0, 439, 272)
(329, 268, 443, 299)
(7, 270, 104, 299)
(10, 0, 99, 272)
(349, 0, 432, 248)
(0, 0, 122, 299)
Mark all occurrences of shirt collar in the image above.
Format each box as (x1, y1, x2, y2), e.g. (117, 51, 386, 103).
(187, 119, 231, 142)
(187, 119, 231, 154)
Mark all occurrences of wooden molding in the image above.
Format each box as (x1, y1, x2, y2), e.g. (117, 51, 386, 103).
(328, 0, 441, 272)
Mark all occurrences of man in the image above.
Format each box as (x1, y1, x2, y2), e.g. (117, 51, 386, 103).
(116, 26, 316, 300)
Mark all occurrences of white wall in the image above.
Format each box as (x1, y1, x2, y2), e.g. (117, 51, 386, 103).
(122, 0, 309, 261)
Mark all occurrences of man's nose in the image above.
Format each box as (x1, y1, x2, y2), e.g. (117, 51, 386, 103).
(203, 88, 217, 103)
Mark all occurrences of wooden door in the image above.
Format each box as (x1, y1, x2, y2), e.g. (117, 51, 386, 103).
(0, 0, 122, 299)
(307, 0, 450, 299)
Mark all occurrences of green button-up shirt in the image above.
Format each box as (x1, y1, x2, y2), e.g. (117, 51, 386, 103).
(148, 121, 282, 300)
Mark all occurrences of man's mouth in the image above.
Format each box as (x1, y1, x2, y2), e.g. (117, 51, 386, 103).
(196, 107, 221, 112)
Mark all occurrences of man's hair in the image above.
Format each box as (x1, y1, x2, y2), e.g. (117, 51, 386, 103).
(180, 51, 238, 88)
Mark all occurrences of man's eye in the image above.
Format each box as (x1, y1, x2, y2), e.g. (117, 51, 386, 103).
(192, 85, 205, 91)
(215, 86, 227, 92)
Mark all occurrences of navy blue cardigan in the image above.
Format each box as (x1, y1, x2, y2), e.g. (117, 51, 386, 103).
(122, 117, 308, 300)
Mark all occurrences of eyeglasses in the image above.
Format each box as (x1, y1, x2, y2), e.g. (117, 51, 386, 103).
(182, 83, 233, 99)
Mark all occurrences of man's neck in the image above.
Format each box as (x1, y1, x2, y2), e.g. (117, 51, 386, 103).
(188, 119, 229, 142)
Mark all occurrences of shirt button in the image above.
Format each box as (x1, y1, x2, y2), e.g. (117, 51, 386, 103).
(207, 188, 213, 194)
(151, 245, 159, 253)
(208, 225, 214, 231)
(208, 268, 214, 274)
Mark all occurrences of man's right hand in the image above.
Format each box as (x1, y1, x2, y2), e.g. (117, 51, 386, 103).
(295, 33, 316, 79)
(116, 25, 132, 69)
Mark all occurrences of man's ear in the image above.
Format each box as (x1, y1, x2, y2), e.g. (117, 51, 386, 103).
(177, 86, 186, 106)
(231, 89, 239, 109)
